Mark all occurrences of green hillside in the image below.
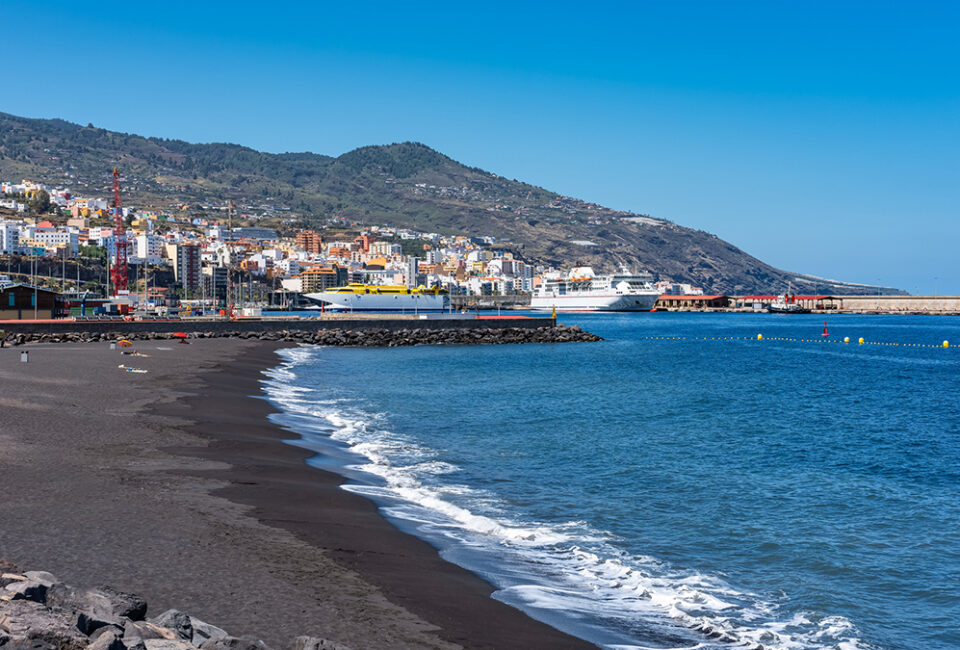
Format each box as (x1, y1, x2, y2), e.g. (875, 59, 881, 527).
(0, 111, 901, 294)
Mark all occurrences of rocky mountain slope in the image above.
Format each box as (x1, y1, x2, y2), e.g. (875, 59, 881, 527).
(0, 111, 900, 294)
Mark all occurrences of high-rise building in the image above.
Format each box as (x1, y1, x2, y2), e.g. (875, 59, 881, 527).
(202, 265, 228, 301)
(173, 244, 202, 294)
(134, 234, 165, 264)
(295, 230, 324, 254)
(406, 257, 420, 287)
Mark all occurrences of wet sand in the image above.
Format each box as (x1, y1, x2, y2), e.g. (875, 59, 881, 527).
(0, 339, 592, 649)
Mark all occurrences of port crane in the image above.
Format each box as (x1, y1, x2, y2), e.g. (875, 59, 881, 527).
(110, 168, 127, 294)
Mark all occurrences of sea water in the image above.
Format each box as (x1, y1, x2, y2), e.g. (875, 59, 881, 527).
(261, 313, 960, 650)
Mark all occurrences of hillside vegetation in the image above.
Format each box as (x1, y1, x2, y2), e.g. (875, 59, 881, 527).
(0, 111, 900, 294)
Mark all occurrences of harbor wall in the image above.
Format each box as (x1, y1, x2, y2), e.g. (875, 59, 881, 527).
(825, 295, 960, 313)
(657, 295, 960, 314)
(0, 316, 554, 336)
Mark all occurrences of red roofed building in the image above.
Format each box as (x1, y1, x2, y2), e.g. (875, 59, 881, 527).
(656, 295, 729, 310)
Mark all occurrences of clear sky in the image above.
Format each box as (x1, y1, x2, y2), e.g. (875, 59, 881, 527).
(5, 1, 958, 293)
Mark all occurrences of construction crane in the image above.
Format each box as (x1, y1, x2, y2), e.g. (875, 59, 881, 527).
(226, 199, 235, 317)
(110, 168, 128, 294)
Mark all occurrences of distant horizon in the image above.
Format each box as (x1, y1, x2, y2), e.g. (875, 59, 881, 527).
(4, 1, 957, 293)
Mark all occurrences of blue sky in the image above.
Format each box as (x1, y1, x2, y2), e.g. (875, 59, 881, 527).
(5, 1, 958, 292)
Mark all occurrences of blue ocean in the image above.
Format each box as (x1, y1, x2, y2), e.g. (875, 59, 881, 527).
(261, 313, 960, 650)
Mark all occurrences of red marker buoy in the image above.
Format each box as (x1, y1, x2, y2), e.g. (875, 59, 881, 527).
(822, 321, 829, 337)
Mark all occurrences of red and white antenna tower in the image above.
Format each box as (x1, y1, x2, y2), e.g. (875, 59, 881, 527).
(110, 167, 128, 293)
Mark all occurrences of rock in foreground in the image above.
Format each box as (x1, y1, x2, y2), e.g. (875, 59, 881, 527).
(0, 562, 351, 650)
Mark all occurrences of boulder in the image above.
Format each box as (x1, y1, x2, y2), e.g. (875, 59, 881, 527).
(2, 637, 60, 650)
(89, 625, 125, 643)
(188, 618, 227, 646)
(3, 580, 49, 603)
(47, 584, 147, 632)
(0, 574, 28, 589)
(0, 599, 88, 650)
(23, 572, 58, 587)
(142, 640, 197, 650)
(96, 587, 147, 621)
(123, 620, 178, 642)
(47, 585, 122, 635)
(148, 611, 192, 641)
(198, 636, 270, 650)
(86, 627, 126, 650)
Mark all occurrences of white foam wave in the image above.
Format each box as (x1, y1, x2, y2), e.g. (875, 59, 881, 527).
(263, 347, 871, 650)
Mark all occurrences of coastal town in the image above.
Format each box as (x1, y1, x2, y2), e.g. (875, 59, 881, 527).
(1, 175, 956, 317)
(0, 174, 706, 317)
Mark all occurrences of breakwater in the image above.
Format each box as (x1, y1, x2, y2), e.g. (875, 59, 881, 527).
(0, 561, 349, 650)
(0, 315, 552, 336)
(2, 324, 600, 347)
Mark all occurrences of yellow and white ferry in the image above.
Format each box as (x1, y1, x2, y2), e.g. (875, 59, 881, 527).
(305, 284, 450, 312)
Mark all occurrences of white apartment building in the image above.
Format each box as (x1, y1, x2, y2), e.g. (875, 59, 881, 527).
(467, 250, 492, 263)
(32, 230, 79, 256)
(0, 220, 20, 254)
(100, 235, 134, 260)
(134, 234, 165, 264)
(0, 199, 28, 213)
(370, 241, 402, 256)
(275, 259, 302, 277)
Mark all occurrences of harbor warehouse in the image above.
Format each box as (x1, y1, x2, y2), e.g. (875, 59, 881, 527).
(0, 284, 64, 319)
(656, 295, 729, 310)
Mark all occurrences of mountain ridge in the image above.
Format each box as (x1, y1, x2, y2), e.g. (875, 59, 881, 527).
(0, 111, 902, 295)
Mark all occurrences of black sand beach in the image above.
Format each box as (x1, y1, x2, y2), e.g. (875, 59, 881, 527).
(0, 339, 592, 649)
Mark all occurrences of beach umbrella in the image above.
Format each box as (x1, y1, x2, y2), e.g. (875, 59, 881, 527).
(118, 339, 133, 348)
(173, 332, 190, 345)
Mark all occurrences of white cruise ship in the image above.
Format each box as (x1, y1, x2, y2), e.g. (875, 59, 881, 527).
(530, 267, 661, 312)
(305, 284, 450, 312)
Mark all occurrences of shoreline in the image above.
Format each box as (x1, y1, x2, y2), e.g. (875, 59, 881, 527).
(0, 339, 592, 649)
(158, 340, 593, 649)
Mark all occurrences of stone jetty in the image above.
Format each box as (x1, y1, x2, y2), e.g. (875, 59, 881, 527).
(2, 324, 602, 347)
(0, 562, 349, 650)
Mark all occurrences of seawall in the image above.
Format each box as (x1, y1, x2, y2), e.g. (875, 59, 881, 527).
(0, 315, 553, 336)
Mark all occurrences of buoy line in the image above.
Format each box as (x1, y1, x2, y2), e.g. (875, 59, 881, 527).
(637, 335, 955, 348)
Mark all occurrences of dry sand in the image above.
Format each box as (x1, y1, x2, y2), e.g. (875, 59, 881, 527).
(0, 339, 592, 649)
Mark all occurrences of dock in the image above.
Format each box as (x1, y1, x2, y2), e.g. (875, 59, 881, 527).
(656, 295, 960, 315)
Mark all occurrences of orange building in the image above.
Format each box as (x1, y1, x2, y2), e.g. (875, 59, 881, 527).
(354, 234, 373, 253)
(295, 230, 324, 254)
(301, 264, 348, 292)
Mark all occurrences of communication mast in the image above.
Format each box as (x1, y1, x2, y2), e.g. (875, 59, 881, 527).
(110, 168, 128, 293)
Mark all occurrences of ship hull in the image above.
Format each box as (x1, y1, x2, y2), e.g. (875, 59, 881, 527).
(529, 292, 660, 312)
(305, 291, 450, 312)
